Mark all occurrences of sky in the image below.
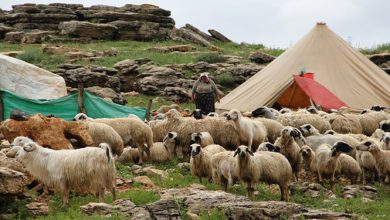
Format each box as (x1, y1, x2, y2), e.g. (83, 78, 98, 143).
(1, 0, 389, 48)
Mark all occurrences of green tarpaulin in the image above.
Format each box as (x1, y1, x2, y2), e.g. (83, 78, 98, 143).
(1, 90, 147, 121)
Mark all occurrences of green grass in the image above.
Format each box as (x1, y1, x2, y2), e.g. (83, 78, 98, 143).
(196, 53, 225, 63)
(359, 43, 390, 55)
(126, 94, 195, 111)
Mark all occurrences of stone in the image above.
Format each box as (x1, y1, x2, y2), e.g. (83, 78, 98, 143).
(162, 87, 191, 102)
(248, 51, 275, 64)
(290, 182, 336, 199)
(184, 24, 216, 42)
(21, 30, 54, 44)
(113, 58, 151, 75)
(59, 21, 118, 40)
(368, 53, 390, 65)
(0, 24, 15, 39)
(0, 51, 23, 57)
(223, 55, 242, 64)
(25, 202, 49, 216)
(208, 29, 232, 42)
(4, 31, 24, 43)
(146, 44, 196, 53)
(143, 167, 168, 179)
(169, 27, 212, 47)
(146, 199, 181, 219)
(131, 164, 142, 171)
(0, 167, 27, 195)
(177, 162, 190, 169)
(0, 153, 25, 172)
(41, 44, 79, 55)
(110, 20, 172, 41)
(133, 176, 155, 188)
(12, 4, 42, 13)
(343, 185, 377, 199)
(189, 183, 207, 190)
(121, 4, 171, 16)
(86, 86, 127, 105)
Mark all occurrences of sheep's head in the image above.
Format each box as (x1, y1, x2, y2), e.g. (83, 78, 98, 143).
(192, 109, 203, 120)
(251, 106, 273, 118)
(190, 144, 202, 157)
(306, 106, 318, 114)
(331, 141, 353, 157)
(234, 145, 254, 158)
(163, 132, 179, 152)
(381, 133, 390, 150)
(380, 120, 390, 132)
(299, 124, 318, 137)
(190, 132, 201, 145)
(371, 105, 386, 111)
(280, 126, 298, 138)
(258, 142, 280, 152)
(325, 130, 336, 135)
(226, 109, 241, 121)
(299, 145, 313, 157)
(73, 113, 89, 121)
(357, 140, 379, 152)
(11, 136, 34, 147)
(279, 108, 292, 114)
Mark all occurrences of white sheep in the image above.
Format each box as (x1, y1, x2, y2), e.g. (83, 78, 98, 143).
(278, 113, 332, 134)
(274, 126, 303, 181)
(299, 145, 316, 173)
(338, 153, 361, 184)
(118, 132, 179, 164)
(234, 145, 292, 201)
(226, 109, 267, 151)
(85, 122, 124, 156)
(326, 113, 363, 134)
(12, 137, 116, 207)
(359, 111, 390, 136)
(210, 151, 239, 191)
(73, 113, 153, 163)
(253, 117, 283, 144)
(190, 143, 226, 183)
(357, 139, 390, 188)
(312, 142, 354, 190)
(190, 132, 214, 147)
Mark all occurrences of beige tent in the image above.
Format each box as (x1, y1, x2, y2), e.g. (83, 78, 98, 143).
(216, 23, 390, 112)
(0, 54, 67, 99)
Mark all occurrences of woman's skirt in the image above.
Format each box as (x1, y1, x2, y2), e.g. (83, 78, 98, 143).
(195, 92, 215, 115)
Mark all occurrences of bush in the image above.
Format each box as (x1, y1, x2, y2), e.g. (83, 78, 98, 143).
(214, 72, 236, 87)
(16, 48, 43, 64)
(196, 53, 225, 64)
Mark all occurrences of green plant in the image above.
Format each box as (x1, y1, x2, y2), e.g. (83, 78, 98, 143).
(199, 208, 227, 220)
(214, 72, 236, 87)
(16, 48, 43, 64)
(196, 53, 225, 64)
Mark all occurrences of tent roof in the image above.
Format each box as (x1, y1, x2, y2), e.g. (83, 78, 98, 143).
(216, 23, 390, 112)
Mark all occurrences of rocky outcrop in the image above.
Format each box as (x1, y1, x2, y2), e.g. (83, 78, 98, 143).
(208, 29, 232, 42)
(0, 3, 175, 42)
(85, 86, 127, 105)
(0, 167, 28, 196)
(54, 64, 121, 92)
(343, 185, 377, 199)
(249, 51, 275, 64)
(368, 53, 390, 66)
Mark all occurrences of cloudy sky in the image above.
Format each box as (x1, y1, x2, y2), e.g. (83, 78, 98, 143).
(1, 0, 389, 48)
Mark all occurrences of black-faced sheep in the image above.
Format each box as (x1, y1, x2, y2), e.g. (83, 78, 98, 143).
(274, 127, 303, 181)
(251, 106, 277, 120)
(189, 144, 226, 183)
(299, 124, 320, 137)
(257, 142, 280, 152)
(12, 137, 116, 207)
(312, 142, 353, 190)
(190, 132, 214, 147)
(226, 109, 267, 151)
(234, 145, 292, 201)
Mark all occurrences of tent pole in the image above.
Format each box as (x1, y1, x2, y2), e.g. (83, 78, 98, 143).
(145, 99, 153, 122)
(78, 83, 86, 114)
(0, 91, 3, 122)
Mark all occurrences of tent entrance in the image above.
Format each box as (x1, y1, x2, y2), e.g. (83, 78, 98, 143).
(276, 80, 311, 109)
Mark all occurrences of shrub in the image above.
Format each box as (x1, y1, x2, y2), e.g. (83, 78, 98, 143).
(16, 48, 43, 64)
(214, 72, 236, 87)
(196, 53, 225, 64)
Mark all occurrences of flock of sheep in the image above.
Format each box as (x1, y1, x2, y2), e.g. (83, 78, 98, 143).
(4, 104, 390, 207)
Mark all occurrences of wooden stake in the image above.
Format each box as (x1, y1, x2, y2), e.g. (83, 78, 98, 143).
(145, 99, 153, 122)
(77, 83, 86, 114)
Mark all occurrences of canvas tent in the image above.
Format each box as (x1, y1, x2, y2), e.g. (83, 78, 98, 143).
(0, 54, 67, 99)
(216, 23, 390, 112)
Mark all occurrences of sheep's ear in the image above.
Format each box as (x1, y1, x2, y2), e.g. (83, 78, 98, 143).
(246, 148, 254, 156)
(382, 123, 390, 132)
(168, 132, 174, 139)
(305, 125, 311, 130)
(265, 143, 275, 151)
(291, 128, 300, 137)
(233, 149, 239, 157)
(195, 136, 201, 142)
(274, 146, 281, 152)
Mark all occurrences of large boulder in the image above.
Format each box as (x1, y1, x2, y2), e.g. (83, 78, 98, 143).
(85, 86, 127, 105)
(59, 21, 117, 40)
(21, 30, 54, 44)
(208, 29, 232, 42)
(368, 53, 390, 65)
(109, 20, 171, 41)
(169, 27, 212, 47)
(0, 167, 27, 196)
(0, 24, 15, 39)
(4, 31, 24, 43)
(248, 51, 275, 64)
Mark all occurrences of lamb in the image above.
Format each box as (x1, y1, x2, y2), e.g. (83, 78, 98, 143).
(73, 113, 153, 163)
(190, 144, 226, 183)
(338, 153, 361, 184)
(356, 148, 378, 184)
(312, 142, 353, 190)
(253, 118, 283, 144)
(190, 132, 214, 147)
(274, 127, 303, 181)
(234, 145, 292, 201)
(210, 151, 239, 191)
(118, 132, 179, 163)
(12, 137, 116, 207)
(299, 124, 320, 137)
(226, 109, 267, 151)
(299, 145, 316, 172)
(357, 139, 390, 189)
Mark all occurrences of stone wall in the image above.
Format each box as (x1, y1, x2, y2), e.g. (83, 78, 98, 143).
(0, 3, 175, 42)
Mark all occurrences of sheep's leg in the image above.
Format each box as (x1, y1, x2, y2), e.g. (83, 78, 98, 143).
(246, 182, 255, 200)
(247, 136, 253, 152)
(279, 185, 289, 202)
(330, 172, 336, 191)
(61, 184, 70, 207)
(222, 178, 228, 192)
(317, 171, 323, 185)
(361, 168, 366, 185)
(98, 188, 105, 203)
(199, 176, 202, 183)
(111, 187, 116, 201)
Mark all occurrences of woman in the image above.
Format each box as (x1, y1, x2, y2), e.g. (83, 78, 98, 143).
(192, 72, 220, 115)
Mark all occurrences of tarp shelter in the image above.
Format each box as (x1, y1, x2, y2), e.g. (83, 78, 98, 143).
(216, 23, 390, 112)
(1, 90, 147, 121)
(0, 54, 67, 99)
(277, 75, 347, 112)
